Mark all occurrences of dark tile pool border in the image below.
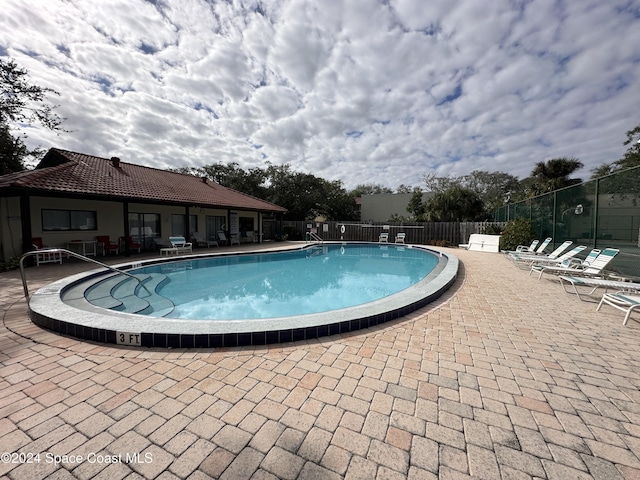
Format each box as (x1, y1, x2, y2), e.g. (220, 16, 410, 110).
(29, 243, 458, 348)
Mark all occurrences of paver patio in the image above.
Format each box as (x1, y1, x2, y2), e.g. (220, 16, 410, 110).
(1, 244, 639, 479)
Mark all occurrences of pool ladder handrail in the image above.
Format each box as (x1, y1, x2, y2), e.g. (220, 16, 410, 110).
(307, 232, 323, 244)
(19, 248, 151, 300)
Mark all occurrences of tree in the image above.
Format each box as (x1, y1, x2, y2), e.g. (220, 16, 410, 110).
(423, 186, 486, 222)
(422, 170, 524, 217)
(263, 164, 358, 220)
(395, 184, 414, 194)
(406, 189, 426, 220)
(460, 170, 523, 212)
(349, 183, 393, 197)
(422, 173, 460, 193)
(0, 124, 30, 175)
(1, 58, 66, 174)
(591, 123, 640, 177)
(526, 157, 583, 195)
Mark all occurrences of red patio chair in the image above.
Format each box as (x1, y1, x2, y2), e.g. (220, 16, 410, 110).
(96, 235, 119, 256)
(119, 236, 141, 253)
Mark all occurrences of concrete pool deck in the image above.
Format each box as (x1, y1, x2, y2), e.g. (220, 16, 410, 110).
(1, 243, 639, 479)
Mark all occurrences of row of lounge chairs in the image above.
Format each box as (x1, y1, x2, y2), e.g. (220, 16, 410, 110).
(505, 239, 639, 325)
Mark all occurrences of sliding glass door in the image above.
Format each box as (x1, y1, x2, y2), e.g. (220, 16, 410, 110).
(128, 213, 161, 251)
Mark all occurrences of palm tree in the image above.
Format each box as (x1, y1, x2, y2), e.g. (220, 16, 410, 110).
(529, 157, 583, 195)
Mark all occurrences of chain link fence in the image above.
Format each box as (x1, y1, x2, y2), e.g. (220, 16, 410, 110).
(494, 165, 640, 277)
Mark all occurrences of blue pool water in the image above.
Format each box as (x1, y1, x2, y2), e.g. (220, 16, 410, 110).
(128, 244, 439, 320)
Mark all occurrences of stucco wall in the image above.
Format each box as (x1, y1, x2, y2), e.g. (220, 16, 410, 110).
(360, 193, 432, 222)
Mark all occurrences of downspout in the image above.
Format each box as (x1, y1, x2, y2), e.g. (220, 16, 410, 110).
(185, 206, 190, 240)
(20, 194, 32, 259)
(123, 201, 130, 256)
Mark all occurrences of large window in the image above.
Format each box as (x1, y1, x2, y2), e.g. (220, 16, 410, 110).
(42, 209, 97, 231)
(171, 214, 185, 237)
(172, 214, 199, 237)
(206, 215, 226, 241)
(129, 213, 161, 251)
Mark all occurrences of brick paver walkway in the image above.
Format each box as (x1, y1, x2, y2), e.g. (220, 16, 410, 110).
(1, 246, 639, 479)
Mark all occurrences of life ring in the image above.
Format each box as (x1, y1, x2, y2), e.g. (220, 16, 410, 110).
(340, 225, 345, 234)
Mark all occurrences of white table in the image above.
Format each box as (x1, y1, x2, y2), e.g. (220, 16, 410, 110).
(67, 240, 98, 257)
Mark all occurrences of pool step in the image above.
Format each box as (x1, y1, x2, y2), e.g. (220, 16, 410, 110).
(136, 274, 175, 316)
(85, 273, 175, 316)
(84, 274, 139, 310)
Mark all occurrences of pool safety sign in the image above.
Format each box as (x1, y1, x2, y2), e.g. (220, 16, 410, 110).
(117, 332, 142, 346)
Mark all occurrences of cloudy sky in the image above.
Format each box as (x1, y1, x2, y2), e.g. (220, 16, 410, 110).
(1, 0, 639, 190)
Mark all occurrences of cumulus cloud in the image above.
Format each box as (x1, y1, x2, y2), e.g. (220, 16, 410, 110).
(1, 0, 638, 189)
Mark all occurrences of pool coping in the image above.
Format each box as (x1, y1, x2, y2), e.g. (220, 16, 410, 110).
(28, 242, 459, 348)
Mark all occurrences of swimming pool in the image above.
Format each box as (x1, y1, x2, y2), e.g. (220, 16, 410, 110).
(29, 243, 458, 348)
(117, 244, 439, 320)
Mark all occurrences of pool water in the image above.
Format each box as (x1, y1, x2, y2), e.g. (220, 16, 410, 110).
(130, 244, 439, 320)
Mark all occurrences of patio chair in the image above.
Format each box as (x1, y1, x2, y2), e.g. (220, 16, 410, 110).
(530, 248, 599, 279)
(379, 232, 389, 243)
(217, 231, 229, 245)
(533, 248, 619, 280)
(169, 236, 192, 254)
(31, 237, 63, 266)
(119, 236, 141, 253)
(153, 237, 172, 251)
(597, 292, 640, 325)
(559, 276, 640, 302)
(532, 237, 552, 254)
(511, 241, 573, 266)
(96, 235, 119, 256)
(395, 233, 406, 244)
(191, 232, 218, 248)
(503, 239, 539, 255)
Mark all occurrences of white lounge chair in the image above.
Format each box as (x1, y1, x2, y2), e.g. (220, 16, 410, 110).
(159, 236, 193, 256)
(503, 239, 539, 255)
(153, 237, 172, 251)
(530, 248, 599, 279)
(559, 276, 640, 302)
(511, 240, 573, 268)
(597, 292, 640, 325)
(533, 248, 619, 280)
(532, 237, 552, 254)
(395, 233, 406, 244)
(379, 232, 389, 243)
(523, 244, 586, 273)
(191, 232, 218, 248)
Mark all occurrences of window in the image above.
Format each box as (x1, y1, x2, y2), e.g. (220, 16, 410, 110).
(206, 215, 226, 240)
(171, 214, 185, 237)
(129, 213, 160, 251)
(42, 209, 97, 231)
(172, 214, 198, 237)
(239, 217, 255, 234)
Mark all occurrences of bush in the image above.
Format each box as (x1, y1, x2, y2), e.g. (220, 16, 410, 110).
(432, 239, 452, 247)
(0, 257, 20, 272)
(499, 219, 536, 251)
(480, 223, 504, 235)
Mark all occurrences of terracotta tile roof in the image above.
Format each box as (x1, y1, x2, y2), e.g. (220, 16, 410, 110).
(0, 148, 287, 213)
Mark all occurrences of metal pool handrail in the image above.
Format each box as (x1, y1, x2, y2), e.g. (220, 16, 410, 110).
(307, 232, 323, 243)
(19, 248, 150, 300)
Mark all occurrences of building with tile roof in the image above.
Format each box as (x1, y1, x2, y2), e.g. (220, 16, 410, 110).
(0, 148, 287, 260)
